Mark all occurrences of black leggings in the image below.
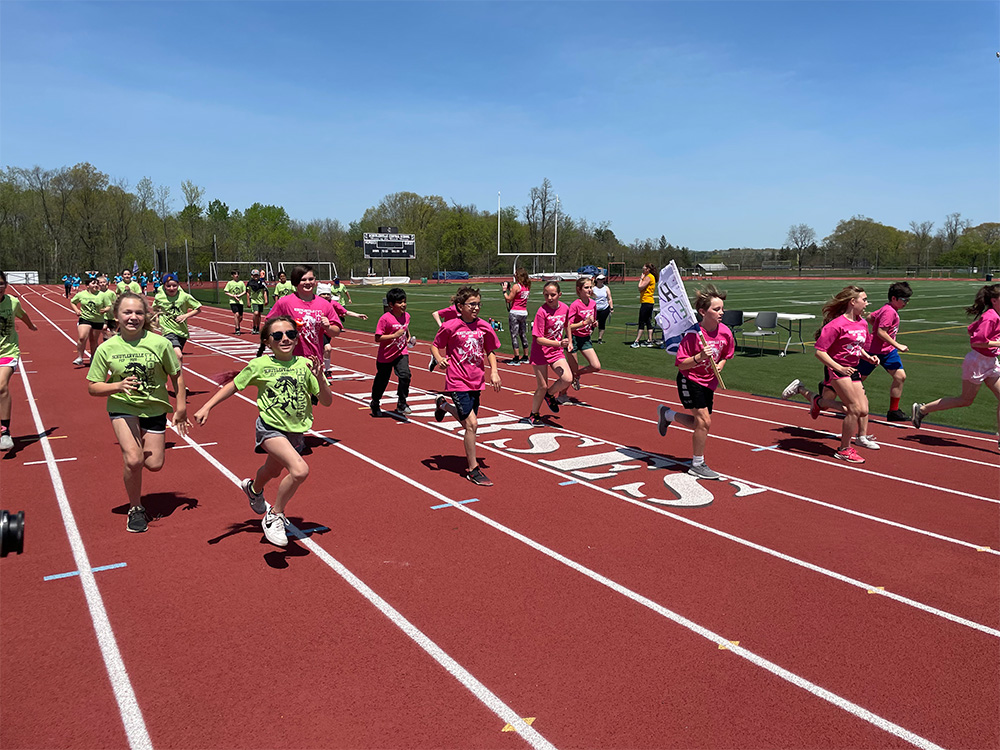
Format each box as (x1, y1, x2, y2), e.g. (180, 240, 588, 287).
(637, 302, 655, 330)
(371, 355, 411, 407)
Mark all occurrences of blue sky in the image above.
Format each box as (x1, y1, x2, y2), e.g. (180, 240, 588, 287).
(1, 1, 997, 252)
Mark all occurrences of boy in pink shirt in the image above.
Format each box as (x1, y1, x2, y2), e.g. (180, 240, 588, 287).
(858, 281, 911, 421)
(370, 287, 412, 417)
(429, 303, 461, 372)
(430, 286, 502, 486)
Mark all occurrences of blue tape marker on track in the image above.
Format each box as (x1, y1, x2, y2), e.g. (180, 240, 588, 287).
(559, 480, 578, 486)
(752, 445, 777, 452)
(44, 562, 127, 581)
(430, 498, 480, 510)
(297, 526, 330, 536)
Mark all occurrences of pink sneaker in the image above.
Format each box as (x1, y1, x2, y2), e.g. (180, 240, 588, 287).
(809, 395, 821, 420)
(835, 446, 865, 464)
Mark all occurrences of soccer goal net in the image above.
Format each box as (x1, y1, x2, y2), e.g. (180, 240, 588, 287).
(209, 261, 274, 282)
(278, 261, 337, 281)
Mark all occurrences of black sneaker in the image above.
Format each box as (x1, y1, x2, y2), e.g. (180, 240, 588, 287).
(886, 409, 909, 422)
(429, 359, 437, 373)
(371, 402, 383, 418)
(127, 506, 148, 533)
(545, 394, 560, 413)
(434, 395, 447, 422)
(467, 467, 494, 486)
(518, 413, 544, 426)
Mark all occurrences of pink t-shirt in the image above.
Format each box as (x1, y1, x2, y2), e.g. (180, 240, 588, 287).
(435, 306, 459, 323)
(815, 315, 869, 367)
(568, 298, 597, 338)
(432, 318, 501, 392)
(375, 311, 410, 363)
(969, 307, 1000, 357)
(865, 304, 900, 356)
(331, 300, 349, 323)
(510, 285, 530, 313)
(529, 302, 569, 365)
(267, 294, 340, 361)
(675, 324, 735, 390)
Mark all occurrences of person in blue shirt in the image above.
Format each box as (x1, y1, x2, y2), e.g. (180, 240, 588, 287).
(62, 275, 72, 298)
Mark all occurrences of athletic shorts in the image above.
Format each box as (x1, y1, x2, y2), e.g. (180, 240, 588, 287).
(105, 319, 117, 331)
(858, 349, 902, 377)
(0, 356, 20, 373)
(163, 333, 188, 351)
(230, 303, 244, 313)
(822, 366, 862, 387)
(596, 307, 611, 331)
(961, 350, 1000, 385)
(572, 335, 594, 352)
(251, 303, 265, 313)
(449, 390, 481, 421)
(79, 318, 104, 329)
(254, 416, 305, 455)
(676, 372, 714, 413)
(109, 412, 168, 434)
(637, 302, 655, 330)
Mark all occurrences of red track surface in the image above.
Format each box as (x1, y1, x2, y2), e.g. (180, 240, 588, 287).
(2, 285, 998, 750)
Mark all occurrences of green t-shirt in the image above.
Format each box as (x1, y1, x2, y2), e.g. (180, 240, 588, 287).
(274, 281, 295, 298)
(86, 332, 180, 417)
(247, 279, 268, 305)
(234, 355, 319, 433)
(72, 289, 106, 323)
(154, 289, 201, 338)
(117, 281, 143, 295)
(0, 295, 24, 359)
(100, 289, 117, 321)
(224, 280, 246, 303)
(330, 283, 349, 303)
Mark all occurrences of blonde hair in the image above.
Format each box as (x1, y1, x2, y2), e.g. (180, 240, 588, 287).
(575, 276, 593, 295)
(816, 285, 864, 339)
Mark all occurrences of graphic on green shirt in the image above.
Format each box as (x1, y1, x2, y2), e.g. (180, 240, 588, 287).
(154, 289, 201, 337)
(72, 290, 106, 322)
(117, 281, 143, 295)
(234, 356, 319, 433)
(85, 332, 180, 417)
(274, 281, 294, 298)
(224, 281, 246, 301)
(247, 279, 268, 305)
(0, 296, 23, 358)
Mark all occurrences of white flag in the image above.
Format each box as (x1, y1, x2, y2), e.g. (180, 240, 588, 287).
(655, 260, 699, 353)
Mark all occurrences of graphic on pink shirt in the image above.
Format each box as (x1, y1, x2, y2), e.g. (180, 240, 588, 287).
(432, 318, 501, 391)
(267, 295, 338, 361)
(865, 304, 900, 355)
(376, 311, 410, 363)
(969, 308, 1000, 357)
(529, 302, 569, 365)
(815, 315, 869, 367)
(568, 298, 597, 337)
(435, 306, 459, 323)
(675, 324, 735, 390)
(510, 286, 530, 312)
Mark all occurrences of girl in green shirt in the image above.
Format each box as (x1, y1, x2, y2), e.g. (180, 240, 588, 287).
(0, 271, 38, 451)
(71, 276, 109, 365)
(153, 273, 202, 367)
(194, 315, 332, 547)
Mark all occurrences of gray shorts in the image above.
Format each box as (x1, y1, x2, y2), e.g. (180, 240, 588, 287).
(163, 333, 187, 351)
(254, 416, 305, 455)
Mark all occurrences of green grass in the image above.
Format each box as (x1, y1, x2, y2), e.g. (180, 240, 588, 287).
(192, 279, 999, 435)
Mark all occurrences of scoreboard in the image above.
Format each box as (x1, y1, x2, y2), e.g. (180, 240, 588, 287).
(363, 233, 416, 260)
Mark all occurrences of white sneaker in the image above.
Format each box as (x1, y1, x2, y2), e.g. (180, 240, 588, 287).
(408, 335, 418, 347)
(0, 432, 13, 451)
(72, 357, 84, 365)
(855, 435, 880, 450)
(781, 379, 802, 399)
(262, 509, 288, 546)
(241, 478, 267, 515)
(688, 463, 722, 480)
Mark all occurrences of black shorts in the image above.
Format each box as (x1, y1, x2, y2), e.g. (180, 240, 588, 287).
(163, 333, 187, 351)
(79, 318, 104, 329)
(637, 302, 655, 330)
(676, 372, 714, 413)
(230, 303, 244, 313)
(450, 390, 481, 421)
(251, 303, 265, 313)
(822, 367, 862, 389)
(109, 412, 168, 433)
(596, 307, 611, 330)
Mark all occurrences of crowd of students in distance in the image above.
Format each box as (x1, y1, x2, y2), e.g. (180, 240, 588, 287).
(2, 265, 998, 546)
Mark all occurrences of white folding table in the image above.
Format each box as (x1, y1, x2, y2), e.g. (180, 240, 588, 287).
(742, 312, 817, 355)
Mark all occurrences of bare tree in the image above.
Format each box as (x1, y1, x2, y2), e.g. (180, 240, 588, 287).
(524, 178, 555, 256)
(938, 212, 970, 254)
(908, 220, 934, 267)
(785, 224, 816, 272)
(155, 184, 172, 243)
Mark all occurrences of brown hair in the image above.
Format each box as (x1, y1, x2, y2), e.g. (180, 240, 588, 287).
(515, 268, 530, 289)
(114, 292, 154, 331)
(693, 284, 726, 313)
(967, 284, 1000, 318)
(815, 285, 864, 340)
(450, 286, 481, 310)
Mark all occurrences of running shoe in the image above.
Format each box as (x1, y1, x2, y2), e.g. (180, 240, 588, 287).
(518, 413, 544, 426)
(545, 393, 560, 413)
(241, 478, 266, 515)
(429, 359, 437, 373)
(127, 505, 148, 533)
(0, 430, 13, 452)
(911, 403, 925, 429)
(630, 342, 641, 349)
(262, 508, 288, 547)
(370, 402, 383, 418)
(467, 467, 494, 486)
(809, 395, 821, 420)
(834, 447, 865, 464)
(688, 464, 722, 480)
(855, 435, 880, 450)
(572, 377, 580, 391)
(781, 379, 802, 400)
(72, 357, 84, 365)
(408, 335, 417, 347)
(434, 395, 447, 422)
(510, 357, 521, 366)
(395, 404, 412, 416)
(886, 409, 909, 422)
(657, 405, 672, 436)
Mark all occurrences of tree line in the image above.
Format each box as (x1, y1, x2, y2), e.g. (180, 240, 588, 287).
(0, 163, 993, 281)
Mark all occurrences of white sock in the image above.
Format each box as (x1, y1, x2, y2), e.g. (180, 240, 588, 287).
(662, 407, 678, 421)
(323, 357, 331, 370)
(692, 455, 705, 466)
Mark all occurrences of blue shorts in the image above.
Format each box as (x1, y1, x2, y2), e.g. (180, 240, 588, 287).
(858, 349, 903, 377)
(450, 391, 481, 421)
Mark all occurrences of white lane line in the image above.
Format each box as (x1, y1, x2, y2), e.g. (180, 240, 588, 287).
(19, 366, 152, 750)
(24, 457, 77, 465)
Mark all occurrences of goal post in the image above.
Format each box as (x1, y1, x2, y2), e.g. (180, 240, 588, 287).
(209, 261, 273, 282)
(277, 261, 336, 281)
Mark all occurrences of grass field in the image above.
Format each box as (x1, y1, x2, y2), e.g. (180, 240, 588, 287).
(193, 277, 999, 435)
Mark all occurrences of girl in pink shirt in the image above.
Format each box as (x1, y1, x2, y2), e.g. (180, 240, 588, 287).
(430, 287, 502, 486)
(370, 287, 413, 418)
(520, 281, 572, 425)
(502, 269, 531, 364)
(655, 285, 735, 480)
(913, 284, 1000, 444)
(263, 265, 342, 364)
(782, 286, 879, 464)
(563, 276, 602, 396)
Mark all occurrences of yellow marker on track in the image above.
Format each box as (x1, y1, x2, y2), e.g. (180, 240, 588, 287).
(867, 586, 885, 594)
(501, 717, 536, 732)
(718, 640, 739, 650)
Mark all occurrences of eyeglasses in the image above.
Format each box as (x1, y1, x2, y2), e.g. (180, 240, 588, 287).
(463, 302, 481, 308)
(269, 329, 299, 341)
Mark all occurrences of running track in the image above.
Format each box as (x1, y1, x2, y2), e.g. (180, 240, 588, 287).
(2, 285, 998, 749)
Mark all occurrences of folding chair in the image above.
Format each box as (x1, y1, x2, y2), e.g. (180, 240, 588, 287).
(742, 311, 779, 355)
(721, 309, 744, 350)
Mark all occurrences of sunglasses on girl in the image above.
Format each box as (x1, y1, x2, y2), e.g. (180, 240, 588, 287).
(269, 329, 299, 341)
